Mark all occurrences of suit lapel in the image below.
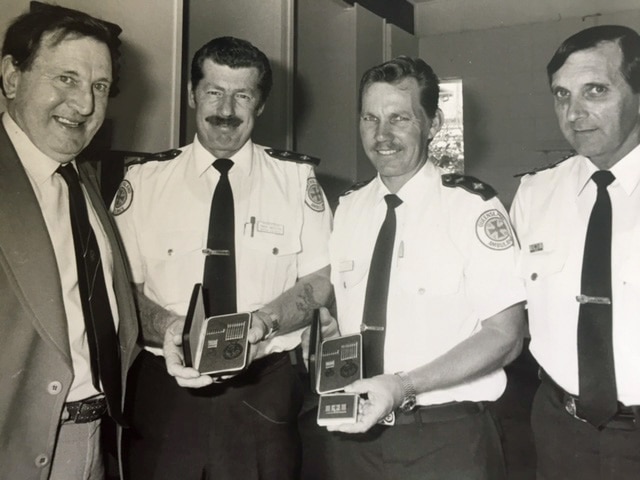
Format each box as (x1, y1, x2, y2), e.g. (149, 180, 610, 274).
(79, 162, 139, 375)
(0, 124, 71, 363)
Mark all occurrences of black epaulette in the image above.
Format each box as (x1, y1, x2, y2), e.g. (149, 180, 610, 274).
(441, 173, 497, 201)
(266, 148, 320, 166)
(514, 152, 575, 178)
(340, 177, 375, 197)
(124, 149, 182, 168)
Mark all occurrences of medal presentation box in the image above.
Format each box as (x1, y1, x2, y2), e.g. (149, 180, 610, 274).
(317, 392, 359, 426)
(309, 311, 362, 425)
(182, 284, 251, 376)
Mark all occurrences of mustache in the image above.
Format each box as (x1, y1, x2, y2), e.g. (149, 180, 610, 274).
(206, 115, 243, 128)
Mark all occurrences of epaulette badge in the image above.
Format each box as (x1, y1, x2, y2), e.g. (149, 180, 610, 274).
(514, 152, 575, 178)
(441, 173, 497, 201)
(340, 177, 375, 197)
(266, 148, 320, 166)
(124, 149, 182, 168)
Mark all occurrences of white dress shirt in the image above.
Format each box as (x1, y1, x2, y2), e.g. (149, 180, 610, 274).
(331, 162, 525, 406)
(114, 135, 332, 355)
(3, 113, 118, 402)
(511, 146, 640, 406)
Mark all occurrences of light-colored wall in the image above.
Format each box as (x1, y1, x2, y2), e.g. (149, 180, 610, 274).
(184, 0, 294, 149)
(414, 0, 640, 36)
(296, 1, 418, 205)
(0, 0, 182, 153)
(387, 23, 419, 60)
(419, 10, 640, 206)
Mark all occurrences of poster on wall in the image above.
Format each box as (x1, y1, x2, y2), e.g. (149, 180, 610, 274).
(429, 78, 464, 174)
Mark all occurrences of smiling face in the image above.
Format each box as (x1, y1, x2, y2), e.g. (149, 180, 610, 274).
(1, 32, 112, 163)
(189, 60, 264, 158)
(359, 78, 442, 193)
(551, 41, 640, 168)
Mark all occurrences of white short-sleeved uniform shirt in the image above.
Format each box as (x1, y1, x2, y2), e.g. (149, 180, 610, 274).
(510, 146, 640, 406)
(113, 137, 331, 355)
(331, 162, 525, 406)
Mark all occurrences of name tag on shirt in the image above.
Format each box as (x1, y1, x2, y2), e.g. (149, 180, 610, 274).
(338, 260, 354, 272)
(257, 221, 284, 235)
(529, 242, 544, 253)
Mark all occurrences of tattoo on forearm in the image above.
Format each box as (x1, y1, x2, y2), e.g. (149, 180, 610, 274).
(295, 283, 321, 314)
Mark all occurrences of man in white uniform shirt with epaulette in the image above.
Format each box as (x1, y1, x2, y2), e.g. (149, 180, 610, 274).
(510, 25, 640, 480)
(305, 56, 526, 480)
(112, 36, 332, 480)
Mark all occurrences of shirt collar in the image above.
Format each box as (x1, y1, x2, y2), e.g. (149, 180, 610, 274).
(611, 143, 640, 195)
(192, 134, 254, 177)
(2, 112, 70, 185)
(371, 160, 434, 206)
(575, 143, 640, 196)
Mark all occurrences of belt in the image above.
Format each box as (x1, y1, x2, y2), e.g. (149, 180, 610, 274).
(386, 401, 485, 426)
(63, 395, 108, 424)
(539, 369, 639, 430)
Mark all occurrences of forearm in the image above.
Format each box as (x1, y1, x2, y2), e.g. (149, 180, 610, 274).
(260, 265, 333, 336)
(407, 302, 526, 396)
(134, 283, 183, 347)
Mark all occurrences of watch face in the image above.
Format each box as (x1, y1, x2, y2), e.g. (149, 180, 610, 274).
(400, 396, 417, 412)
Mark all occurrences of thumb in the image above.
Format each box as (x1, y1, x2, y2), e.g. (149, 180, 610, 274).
(319, 307, 340, 337)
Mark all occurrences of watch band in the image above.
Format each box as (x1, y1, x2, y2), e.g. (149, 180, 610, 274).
(259, 310, 280, 340)
(394, 371, 417, 412)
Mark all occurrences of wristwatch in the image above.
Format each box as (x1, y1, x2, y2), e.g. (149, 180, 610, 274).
(258, 310, 280, 340)
(394, 371, 417, 412)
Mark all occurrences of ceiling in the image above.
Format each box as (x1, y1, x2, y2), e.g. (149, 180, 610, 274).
(410, 0, 640, 35)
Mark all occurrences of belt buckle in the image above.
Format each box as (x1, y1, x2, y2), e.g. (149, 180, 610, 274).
(70, 398, 92, 423)
(564, 397, 587, 423)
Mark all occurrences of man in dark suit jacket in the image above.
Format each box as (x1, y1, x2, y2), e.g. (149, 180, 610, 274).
(0, 6, 138, 479)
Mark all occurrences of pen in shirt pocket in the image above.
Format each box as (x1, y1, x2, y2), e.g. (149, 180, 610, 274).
(244, 216, 256, 237)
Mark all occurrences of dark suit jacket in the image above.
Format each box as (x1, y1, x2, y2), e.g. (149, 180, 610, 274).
(0, 122, 140, 479)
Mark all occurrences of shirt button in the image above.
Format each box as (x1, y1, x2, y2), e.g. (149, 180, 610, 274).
(531, 272, 538, 281)
(418, 288, 426, 295)
(272, 248, 279, 255)
(47, 381, 62, 395)
(167, 249, 174, 256)
(35, 454, 49, 468)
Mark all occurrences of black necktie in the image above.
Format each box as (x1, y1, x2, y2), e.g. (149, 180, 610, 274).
(577, 170, 617, 428)
(361, 194, 402, 378)
(203, 158, 237, 316)
(57, 164, 123, 424)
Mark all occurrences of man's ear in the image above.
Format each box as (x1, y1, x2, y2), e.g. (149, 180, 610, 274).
(427, 108, 444, 141)
(187, 80, 196, 109)
(1, 55, 20, 100)
(256, 102, 265, 117)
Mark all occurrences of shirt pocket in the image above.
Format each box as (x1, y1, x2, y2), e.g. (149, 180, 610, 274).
(239, 231, 301, 304)
(139, 229, 204, 306)
(517, 239, 567, 285)
(333, 259, 368, 292)
(399, 246, 462, 299)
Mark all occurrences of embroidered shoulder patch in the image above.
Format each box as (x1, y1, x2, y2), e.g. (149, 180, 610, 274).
(112, 180, 133, 216)
(476, 209, 513, 250)
(266, 148, 320, 166)
(124, 149, 182, 168)
(305, 177, 325, 212)
(441, 174, 496, 201)
(514, 152, 575, 178)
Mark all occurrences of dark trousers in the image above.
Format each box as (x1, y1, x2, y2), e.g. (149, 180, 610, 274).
(123, 350, 303, 480)
(300, 403, 506, 480)
(532, 380, 640, 480)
